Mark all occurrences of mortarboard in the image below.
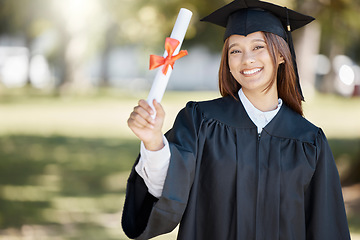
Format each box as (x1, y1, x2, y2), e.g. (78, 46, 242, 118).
(201, 0, 315, 100)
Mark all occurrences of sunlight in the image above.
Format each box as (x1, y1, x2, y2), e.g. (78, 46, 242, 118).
(339, 64, 355, 86)
(29, 54, 52, 89)
(52, 0, 102, 34)
(0, 47, 29, 88)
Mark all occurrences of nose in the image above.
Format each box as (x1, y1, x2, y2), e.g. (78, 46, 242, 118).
(242, 51, 256, 65)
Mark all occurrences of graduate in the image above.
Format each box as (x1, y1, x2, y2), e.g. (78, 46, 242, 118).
(122, 0, 351, 239)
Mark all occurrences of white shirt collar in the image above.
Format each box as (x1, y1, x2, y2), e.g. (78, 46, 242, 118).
(238, 88, 283, 134)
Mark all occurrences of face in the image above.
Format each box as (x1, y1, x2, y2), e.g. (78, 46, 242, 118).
(228, 32, 283, 95)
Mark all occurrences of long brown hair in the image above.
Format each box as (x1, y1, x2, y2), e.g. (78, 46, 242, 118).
(219, 32, 303, 115)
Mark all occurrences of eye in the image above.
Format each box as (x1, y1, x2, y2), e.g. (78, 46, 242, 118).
(253, 45, 265, 50)
(230, 49, 241, 54)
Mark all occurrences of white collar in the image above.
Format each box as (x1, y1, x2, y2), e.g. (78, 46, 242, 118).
(238, 88, 282, 134)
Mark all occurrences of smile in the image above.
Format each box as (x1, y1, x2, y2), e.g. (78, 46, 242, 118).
(241, 67, 263, 76)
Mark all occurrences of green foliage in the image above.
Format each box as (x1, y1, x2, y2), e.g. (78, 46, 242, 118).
(313, 0, 360, 60)
(0, 0, 359, 91)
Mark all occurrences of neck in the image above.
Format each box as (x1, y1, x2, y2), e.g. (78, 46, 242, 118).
(242, 87, 279, 112)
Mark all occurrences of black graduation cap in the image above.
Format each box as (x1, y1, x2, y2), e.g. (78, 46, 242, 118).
(201, 0, 315, 100)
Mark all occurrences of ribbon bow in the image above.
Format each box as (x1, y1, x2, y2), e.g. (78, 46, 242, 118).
(149, 37, 188, 75)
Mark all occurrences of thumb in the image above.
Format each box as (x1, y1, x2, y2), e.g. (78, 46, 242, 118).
(153, 99, 165, 120)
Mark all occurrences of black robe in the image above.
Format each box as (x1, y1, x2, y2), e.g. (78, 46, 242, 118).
(122, 96, 350, 240)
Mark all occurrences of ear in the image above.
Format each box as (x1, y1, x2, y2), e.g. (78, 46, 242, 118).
(278, 55, 285, 64)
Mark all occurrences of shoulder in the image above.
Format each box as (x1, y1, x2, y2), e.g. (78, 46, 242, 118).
(184, 96, 254, 128)
(193, 96, 236, 115)
(265, 104, 320, 144)
(182, 96, 234, 121)
(185, 96, 234, 110)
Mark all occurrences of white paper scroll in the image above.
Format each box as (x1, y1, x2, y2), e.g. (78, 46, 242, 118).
(147, 8, 193, 114)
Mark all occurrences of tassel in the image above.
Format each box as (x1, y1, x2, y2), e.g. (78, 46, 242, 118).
(285, 7, 304, 101)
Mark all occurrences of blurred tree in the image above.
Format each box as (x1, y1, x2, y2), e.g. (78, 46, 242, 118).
(0, 0, 111, 93)
(294, 0, 360, 62)
(0, 0, 54, 85)
(95, 0, 231, 87)
(49, 0, 110, 93)
(0, 0, 359, 92)
(113, 0, 231, 52)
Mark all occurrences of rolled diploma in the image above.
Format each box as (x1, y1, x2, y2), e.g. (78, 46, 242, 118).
(147, 8, 193, 114)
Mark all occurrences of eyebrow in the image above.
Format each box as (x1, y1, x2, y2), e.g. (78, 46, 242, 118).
(229, 39, 266, 49)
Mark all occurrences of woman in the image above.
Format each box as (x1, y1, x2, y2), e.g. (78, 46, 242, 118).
(122, 0, 351, 239)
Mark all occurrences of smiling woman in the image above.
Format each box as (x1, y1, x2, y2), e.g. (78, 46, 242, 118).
(227, 33, 279, 112)
(122, 1, 351, 239)
(220, 31, 302, 114)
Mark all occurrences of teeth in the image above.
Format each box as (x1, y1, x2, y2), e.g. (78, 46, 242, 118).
(242, 68, 262, 75)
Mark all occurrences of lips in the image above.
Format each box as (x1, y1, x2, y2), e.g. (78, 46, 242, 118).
(241, 67, 263, 76)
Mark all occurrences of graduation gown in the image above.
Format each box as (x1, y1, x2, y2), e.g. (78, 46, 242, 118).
(122, 96, 350, 240)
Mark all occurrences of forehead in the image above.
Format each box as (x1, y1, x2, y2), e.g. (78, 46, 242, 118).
(228, 32, 265, 46)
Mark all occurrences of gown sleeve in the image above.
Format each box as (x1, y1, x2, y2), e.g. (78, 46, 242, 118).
(304, 129, 351, 239)
(122, 102, 203, 239)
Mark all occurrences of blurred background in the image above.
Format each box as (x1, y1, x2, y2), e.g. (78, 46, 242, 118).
(0, 0, 359, 239)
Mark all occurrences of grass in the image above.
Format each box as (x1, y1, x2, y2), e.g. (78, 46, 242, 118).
(0, 88, 359, 239)
(0, 135, 137, 239)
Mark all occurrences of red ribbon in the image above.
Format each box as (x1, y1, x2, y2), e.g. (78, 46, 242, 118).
(149, 37, 188, 75)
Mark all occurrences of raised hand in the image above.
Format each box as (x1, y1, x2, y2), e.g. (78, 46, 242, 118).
(127, 99, 165, 151)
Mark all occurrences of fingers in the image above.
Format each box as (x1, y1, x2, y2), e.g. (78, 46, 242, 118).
(128, 111, 154, 129)
(128, 99, 166, 133)
(128, 99, 155, 129)
(138, 99, 154, 115)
